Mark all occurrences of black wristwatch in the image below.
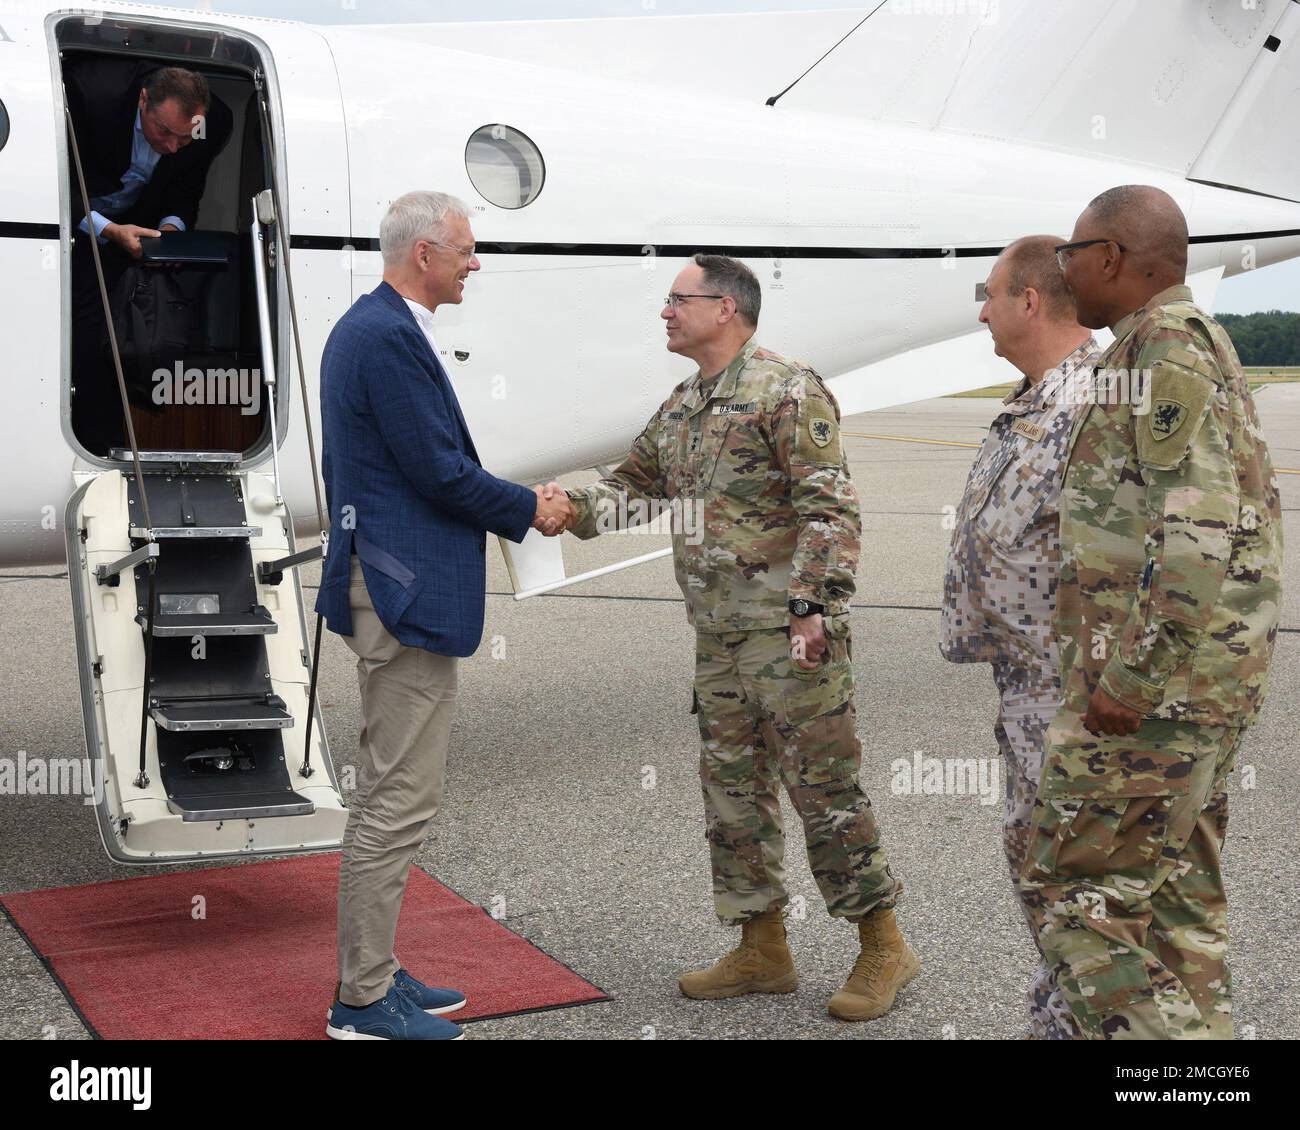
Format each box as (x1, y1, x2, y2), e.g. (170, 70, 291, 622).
(788, 598, 824, 618)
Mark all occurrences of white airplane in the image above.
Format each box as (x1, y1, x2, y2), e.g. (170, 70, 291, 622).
(0, 0, 1296, 864)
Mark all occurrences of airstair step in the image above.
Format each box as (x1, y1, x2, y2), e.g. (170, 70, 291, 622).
(109, 449, 243, 465)
(150, 608, 277, 637)
(171, 788, 315, 823)
(151, 701, 293, 732)
(131, 525, 261, 539)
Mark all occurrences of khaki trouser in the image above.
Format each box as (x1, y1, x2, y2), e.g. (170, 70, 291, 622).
(337, 556, 458, 1006)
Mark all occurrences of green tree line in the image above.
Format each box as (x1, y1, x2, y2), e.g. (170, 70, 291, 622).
(1218, 311, 1300, 366)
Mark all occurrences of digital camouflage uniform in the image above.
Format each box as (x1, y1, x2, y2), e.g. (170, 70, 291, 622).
(567, 339, 901, 926)
(941, 336, 1099, 1040)
(1021, 285, 1283, 1040)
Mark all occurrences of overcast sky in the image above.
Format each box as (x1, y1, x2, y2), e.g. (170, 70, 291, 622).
(183, 0, 1297, 313)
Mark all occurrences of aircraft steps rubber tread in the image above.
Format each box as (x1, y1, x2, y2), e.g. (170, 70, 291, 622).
(130, 526, 262, 539)
(151, 699, 294, 732)
(120, 470, 314, 827)
(172, 790, 316, 824)
(144, 607, 278, 637)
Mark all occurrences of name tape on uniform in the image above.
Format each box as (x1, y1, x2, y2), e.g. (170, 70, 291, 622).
(1011, 419, 1046, 442)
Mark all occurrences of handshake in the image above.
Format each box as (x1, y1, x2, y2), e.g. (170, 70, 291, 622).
(531, 482, 575, 537)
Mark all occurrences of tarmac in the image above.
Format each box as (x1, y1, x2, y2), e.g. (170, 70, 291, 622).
(2, 386, 1298, 1041)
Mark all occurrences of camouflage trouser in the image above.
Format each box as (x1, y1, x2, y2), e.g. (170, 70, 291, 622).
(1020, 720, 1240, 1040)
(693, 622, 901, 927)
(990, 663, 1077, 1040)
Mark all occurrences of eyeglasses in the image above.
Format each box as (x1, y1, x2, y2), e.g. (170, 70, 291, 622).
(430, 240, 478, 261)
(664, 293, 725, 309)
(1054, 238, 1126, 272)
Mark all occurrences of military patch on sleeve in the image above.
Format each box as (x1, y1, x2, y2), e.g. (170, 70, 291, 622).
(1150, 400, 1187, 437)
(1137, 360, 1215, 471)
(795, 397, 841, 466)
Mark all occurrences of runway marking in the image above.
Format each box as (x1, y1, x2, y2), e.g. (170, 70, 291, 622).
(845, 431, 1300, 474)
(844, 431, 981, 449)
(488, 589, 1300, 634)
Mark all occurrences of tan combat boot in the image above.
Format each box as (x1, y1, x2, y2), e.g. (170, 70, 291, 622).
(678, 910, 799, 999)
(827, 908, 921, 1021)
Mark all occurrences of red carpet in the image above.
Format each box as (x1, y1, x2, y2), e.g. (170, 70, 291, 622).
(0, 854, 608, 1039)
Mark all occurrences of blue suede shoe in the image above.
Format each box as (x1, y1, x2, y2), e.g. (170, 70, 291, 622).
(325, 988, 465, 1041)
(392, 968, 468, 1016)
(327, 970, 468, 1025)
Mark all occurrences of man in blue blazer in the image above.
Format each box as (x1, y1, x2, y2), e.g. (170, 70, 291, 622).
(318, 191, 573, 1041)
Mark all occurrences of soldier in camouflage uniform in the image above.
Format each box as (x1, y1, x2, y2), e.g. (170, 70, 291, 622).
(549, 255, 918, 1021)
(1021, 186, 1283, 1040)
(941, 236, 1100, 1040)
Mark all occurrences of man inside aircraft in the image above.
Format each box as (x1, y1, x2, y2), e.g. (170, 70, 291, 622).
(1021, 185, 1283, 1039)
(542, 254, 919, 1022)
(940, 235, 1099, 1039)
(65, 59, 233, 454)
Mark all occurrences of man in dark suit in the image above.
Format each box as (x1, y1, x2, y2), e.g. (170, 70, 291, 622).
(317, 191, 574, 1041)
(65, 59, 233, 454)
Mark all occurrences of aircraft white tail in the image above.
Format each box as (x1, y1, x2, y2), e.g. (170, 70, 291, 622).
(777, 0, 1300, 204)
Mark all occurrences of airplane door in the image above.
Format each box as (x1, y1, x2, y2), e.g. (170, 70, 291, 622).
(50, 13, 352, 863)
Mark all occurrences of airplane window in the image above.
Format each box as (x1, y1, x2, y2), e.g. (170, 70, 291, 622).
(465, 124, 544, 210)
(0, 97, 8, 153)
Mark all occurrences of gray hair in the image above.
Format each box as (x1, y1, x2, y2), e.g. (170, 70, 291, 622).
(379, 191, 470, 268)
(692, 253, 761, 326)
(1001, 235, 1076, 321)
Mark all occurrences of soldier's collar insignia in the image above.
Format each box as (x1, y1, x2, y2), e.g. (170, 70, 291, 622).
(809, 417, 833, 447)
(1151, 399, 1188, 438)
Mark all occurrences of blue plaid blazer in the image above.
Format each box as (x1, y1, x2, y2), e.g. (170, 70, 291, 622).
(315, 281, 535, 656)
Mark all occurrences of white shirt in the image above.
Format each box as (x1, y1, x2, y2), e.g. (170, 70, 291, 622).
(403, 297, 442, 364)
